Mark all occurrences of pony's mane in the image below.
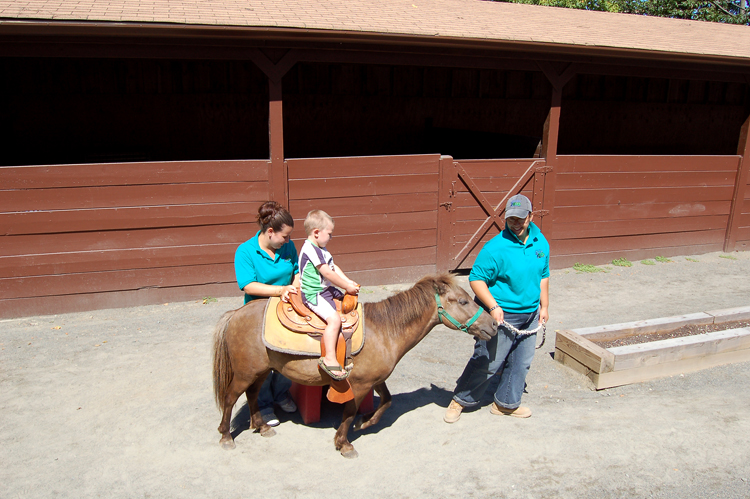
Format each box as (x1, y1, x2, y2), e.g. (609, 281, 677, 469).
(363, 273, 456, 334)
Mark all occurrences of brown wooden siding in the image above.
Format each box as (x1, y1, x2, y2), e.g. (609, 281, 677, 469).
(737, 175, 750, 248)
(550, 155, 740, 267)
(0, 160, 269, 317)
(287, 154, 441, 283)
(450, 159, 538, 269)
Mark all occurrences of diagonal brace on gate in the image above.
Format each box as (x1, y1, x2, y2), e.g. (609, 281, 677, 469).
(452, 160, 542, 266)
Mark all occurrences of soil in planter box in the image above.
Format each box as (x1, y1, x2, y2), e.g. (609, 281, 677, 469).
(594, 320, 750, 349)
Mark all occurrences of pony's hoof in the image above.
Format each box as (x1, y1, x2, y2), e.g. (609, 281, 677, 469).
(220, 437, 236, 450)
(340, 447, 359, 459)
(260, 427, 276, 438)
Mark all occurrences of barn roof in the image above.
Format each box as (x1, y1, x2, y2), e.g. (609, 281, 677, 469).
(2, 0, 750, 64)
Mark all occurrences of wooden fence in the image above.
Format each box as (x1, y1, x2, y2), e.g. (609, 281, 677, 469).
(0, 160, 269, 318)
(1, 153, 748, 318)
(286, 154, 442, 284)
(550, 155, 741, 267)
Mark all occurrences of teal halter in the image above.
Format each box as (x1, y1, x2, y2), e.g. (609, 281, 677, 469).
(435, 293, 485, 333)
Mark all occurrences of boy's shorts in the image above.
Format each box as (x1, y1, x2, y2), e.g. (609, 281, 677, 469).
(302, 286, 344, 321)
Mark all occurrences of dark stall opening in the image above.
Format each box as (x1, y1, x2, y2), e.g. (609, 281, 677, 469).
(0, 57, 270, 166)
(282, 63, 550, 160)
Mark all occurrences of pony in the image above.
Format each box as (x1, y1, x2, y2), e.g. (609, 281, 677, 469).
(212, 273, 497, 458)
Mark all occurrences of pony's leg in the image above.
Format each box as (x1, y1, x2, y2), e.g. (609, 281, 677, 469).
(218, 375, 254, 450)
(354, 382, 392, 431)
(246, 372, 275, 438)
(334, 398, 359, 459)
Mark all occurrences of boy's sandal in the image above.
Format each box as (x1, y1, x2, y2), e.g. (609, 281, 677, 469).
(318, 357, 349, 381)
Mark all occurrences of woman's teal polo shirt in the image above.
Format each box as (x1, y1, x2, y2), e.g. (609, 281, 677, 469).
(469, 222, 550, 314)
(234, 231, 299, 304)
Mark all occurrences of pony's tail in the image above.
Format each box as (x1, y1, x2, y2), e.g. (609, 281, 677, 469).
(212, 309, 236, 410)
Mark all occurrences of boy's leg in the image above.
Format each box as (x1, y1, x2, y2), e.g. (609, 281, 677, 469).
(321, 313, 343, 374)
(303, 288, 346, 378)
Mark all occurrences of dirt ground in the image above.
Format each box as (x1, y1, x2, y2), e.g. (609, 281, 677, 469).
(2, 251, 750, 499)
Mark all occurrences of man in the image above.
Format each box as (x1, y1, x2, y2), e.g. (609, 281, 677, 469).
(445, 194, 550, 423)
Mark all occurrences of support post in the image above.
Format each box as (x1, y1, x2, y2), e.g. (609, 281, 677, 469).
(436, 155, 456, 272)
(268, 79, 288, 207)
(537, 62, 574, 238)
(724, 113, 750, 252)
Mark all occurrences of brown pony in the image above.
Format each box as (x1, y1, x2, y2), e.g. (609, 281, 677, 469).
(212, 274, 497, 458)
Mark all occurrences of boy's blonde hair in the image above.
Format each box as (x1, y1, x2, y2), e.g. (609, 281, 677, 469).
(304, 209, 335, 235)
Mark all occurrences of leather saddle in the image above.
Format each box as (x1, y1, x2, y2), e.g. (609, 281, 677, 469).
(276, 289, 359, 335)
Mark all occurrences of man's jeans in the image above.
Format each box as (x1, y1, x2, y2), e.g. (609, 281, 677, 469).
(257, 370, 292, 413)
(453, 309, 539, 410)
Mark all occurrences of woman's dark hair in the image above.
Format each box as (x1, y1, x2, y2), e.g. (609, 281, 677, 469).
(257, 201, 294, 233)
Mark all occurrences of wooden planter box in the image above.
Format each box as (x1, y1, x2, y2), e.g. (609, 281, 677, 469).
(555, 306, 750, 389)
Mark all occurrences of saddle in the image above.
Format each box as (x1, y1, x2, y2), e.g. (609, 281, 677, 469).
(263, 292, 365, 404)
(277, 290, 360, 335)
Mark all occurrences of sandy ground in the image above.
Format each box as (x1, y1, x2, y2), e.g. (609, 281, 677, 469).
(2, 251, 750, 499)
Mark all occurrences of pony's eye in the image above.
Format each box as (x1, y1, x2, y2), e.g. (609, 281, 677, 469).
(459, 299, 468, 306)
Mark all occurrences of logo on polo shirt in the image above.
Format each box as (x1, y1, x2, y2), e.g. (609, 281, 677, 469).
(536, 250, 546, 258)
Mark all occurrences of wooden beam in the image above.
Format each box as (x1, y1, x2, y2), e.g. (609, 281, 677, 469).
(724, 114, 750, 251)
(268, 79, 287, 206)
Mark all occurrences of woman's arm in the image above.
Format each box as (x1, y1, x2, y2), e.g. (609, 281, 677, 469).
(470, 279, 504, 325)
(539, 277, 549, 324)
(242, 281, 298, 302)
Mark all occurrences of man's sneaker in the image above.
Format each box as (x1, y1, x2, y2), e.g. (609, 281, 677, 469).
(261, 410, 280, 427)
(490, 402, 532, 418)
(444, 400, 464, 423)
(278, 397, 297, 413)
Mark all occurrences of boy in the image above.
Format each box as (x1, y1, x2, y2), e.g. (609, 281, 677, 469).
(299, 210, 360, 381)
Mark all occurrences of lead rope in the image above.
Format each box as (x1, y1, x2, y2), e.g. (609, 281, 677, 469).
(501, 321, 546, 350)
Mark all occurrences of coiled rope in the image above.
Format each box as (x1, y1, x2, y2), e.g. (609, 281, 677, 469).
(501, 321, 546, 350)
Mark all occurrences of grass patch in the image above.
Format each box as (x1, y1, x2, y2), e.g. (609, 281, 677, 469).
(573, 262, 605, 273)
(719, 254, 738, 260)
(685, 257, 699, 262)
(641, 259, 656, 266)
(202, 296, 218, 304)
(612, 257, 633, 267)
(654, 256, 673, 263)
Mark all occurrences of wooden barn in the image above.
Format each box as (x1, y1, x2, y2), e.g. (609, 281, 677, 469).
(2, 0, 750, 318)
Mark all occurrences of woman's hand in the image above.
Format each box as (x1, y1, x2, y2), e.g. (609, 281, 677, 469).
(280, 285, 298, 303)
(491, 306, 505, 325)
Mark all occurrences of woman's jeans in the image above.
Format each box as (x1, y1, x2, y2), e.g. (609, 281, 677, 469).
(453, 309, 539, 410)
(257, 371, 292, 413)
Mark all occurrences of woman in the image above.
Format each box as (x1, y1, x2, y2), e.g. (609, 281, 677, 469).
(234, 201, 299, 426)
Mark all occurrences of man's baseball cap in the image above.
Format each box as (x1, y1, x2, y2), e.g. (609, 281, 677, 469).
(505, 194, 532, 218)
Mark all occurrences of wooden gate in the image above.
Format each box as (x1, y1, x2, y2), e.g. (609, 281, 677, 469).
(437, 157, 551, 271)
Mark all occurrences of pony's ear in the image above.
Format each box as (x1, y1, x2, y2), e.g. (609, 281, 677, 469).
(433, 280, 448, 296)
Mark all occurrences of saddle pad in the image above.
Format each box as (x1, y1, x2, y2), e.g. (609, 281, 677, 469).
(263, 297, 365, 357)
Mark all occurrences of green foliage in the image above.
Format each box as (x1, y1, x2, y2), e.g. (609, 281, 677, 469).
(573, 262, 606, 273)
(641, 259, 656, 265)
(202, 296, 218, 304)
(685, 257, 699, 262)
(654, 256, 673, 263)
(719, 254, 738, 260)
(497, 0, 750, 24)
(612, 257, 633, 267)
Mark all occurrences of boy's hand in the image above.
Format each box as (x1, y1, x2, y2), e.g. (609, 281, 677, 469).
(344, 281, 360, 295)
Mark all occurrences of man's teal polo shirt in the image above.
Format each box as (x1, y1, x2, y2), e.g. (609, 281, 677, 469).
(234, 231, 299, 304)
(469, 222, 550, 314)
